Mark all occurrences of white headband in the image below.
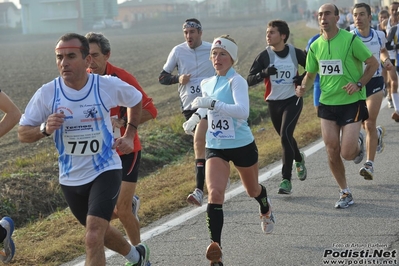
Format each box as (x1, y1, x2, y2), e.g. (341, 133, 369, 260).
(211, 37, 237, 62)
(183, 21, 202, 31)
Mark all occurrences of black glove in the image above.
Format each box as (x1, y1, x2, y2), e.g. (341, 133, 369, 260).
(260, 65, 278, 78)
(293, 72, 306, 86)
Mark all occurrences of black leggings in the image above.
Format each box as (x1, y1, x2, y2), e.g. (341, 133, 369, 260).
(267, 96, 303, 180)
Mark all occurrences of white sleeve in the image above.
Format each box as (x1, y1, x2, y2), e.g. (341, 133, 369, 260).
(100, 76, 142, 108)
(213, 75, 249, 120)
(19, 86, 53, 126)
(162, 46, 178, 74)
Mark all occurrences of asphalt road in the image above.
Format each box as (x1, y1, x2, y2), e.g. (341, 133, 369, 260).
(63, 99, 399, 266)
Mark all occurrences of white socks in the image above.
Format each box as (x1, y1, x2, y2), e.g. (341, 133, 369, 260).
(391, 92, 399, 113)
(124, 245, 140, 264)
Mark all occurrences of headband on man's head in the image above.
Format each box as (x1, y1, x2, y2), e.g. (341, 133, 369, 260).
(211, 37, 238, 62)
(183, 21, 202, 31)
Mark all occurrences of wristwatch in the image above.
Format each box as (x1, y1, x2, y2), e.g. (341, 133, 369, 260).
(356, 82, 362, 91)
(40, 122, 51, 136)
(210, 100, 216, 110)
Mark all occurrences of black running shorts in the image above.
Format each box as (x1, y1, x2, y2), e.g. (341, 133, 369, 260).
(317, 100, 369, 126)
(61, 169, 122, 225)
(120, 151, 141, 183)
(365, 76, 384, 98)
(206, 141, 258, 167)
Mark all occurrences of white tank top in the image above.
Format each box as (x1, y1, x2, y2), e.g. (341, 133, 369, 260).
(352, 28, 386, 77)
(20, 74, 142, 186)
(266, 44, 298, 100)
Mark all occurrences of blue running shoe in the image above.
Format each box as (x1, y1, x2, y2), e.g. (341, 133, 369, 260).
(0, 216, 15, 263)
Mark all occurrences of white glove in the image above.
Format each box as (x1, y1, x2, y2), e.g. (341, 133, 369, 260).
(192, 96, 216, 110)
(182, 113, 201, 135)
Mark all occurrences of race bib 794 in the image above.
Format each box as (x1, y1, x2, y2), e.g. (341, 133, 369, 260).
(319, 60, 343, 76)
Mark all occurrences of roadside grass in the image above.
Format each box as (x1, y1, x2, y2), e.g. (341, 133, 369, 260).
(2, 21, 320, 265)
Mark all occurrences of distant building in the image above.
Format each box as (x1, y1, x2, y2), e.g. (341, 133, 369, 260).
(380, 0, 396, 8)
(0, 2, 20, 28)
(117, 0, 192, 28)
(20, 0, 119, 34)
(116, 0, 296, 27)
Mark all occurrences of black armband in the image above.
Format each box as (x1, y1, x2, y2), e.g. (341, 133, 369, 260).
(173, 75, 180, 84)
(159, 70, 179, 85)
(386, 42, 395, 50)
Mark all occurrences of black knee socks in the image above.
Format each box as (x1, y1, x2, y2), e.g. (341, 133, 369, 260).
(195, 159, 205, 191)
(255, 184, 270, 215)
(206, 203, 223, 245)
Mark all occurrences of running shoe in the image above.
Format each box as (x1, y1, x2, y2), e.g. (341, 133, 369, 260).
(0, 217, 15, 263)
(353, 132, 364, 164)
(295, 152, 307, 181)
(132, 195, 140, 222)
(392, 111, 399, 122)
(334, 191, 354, 209)
(260, 198, 275, 234)
(359, 162, 374, 181)
(125, 243, 150, 266)
(278, 179, 292, 194)
(388, 98, 394, 108)
(206, 242, 223, 266)
(186, 188, 203, 206)
(376, 126, 385, 154)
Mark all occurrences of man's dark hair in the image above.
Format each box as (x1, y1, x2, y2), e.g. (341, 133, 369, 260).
(333, 4, 339, 16)
(56, 33, 89, 58)
(354, 3, 371, 16)
(85, 32, 111, 55)
(268, 20, 290, 43)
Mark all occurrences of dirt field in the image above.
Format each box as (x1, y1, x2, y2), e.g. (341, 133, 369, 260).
(0, 16, 312, 227)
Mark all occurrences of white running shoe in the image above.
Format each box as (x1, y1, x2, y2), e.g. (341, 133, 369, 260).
(186, 188, 203, 206)
(376, 126, 385, 154)
(334, 191, 354, 208)
(206, 242, 223, 266)
(0, 217, 15, 263)
(132, 195, 140, 222)
(359, 162, 374, 180)
(260, 198, 275, 234)
(353, 132, 364, 164)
